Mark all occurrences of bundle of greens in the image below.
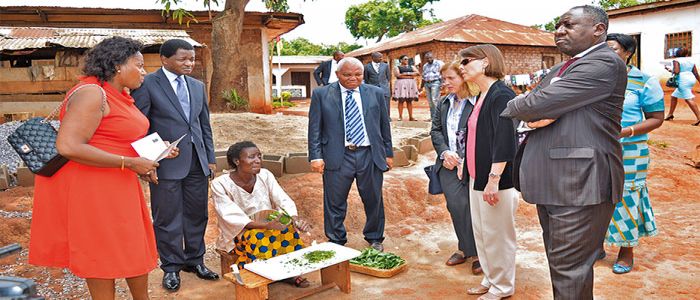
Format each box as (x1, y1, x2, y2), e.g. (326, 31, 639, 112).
(350, 248, 405, 269)
(303, 250, 336, 263)
(266, 208, 292, 225)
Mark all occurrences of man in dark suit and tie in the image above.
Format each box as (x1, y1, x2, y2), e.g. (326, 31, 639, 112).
(363, 52, 392, 116)
(131, 39, 219, 291)
(501, 6, 626, 300)
(313, 51, 344, 86)
(308, 57, 393, 252)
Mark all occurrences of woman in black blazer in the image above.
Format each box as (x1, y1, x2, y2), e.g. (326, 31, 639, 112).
(459, 44, 518, 300)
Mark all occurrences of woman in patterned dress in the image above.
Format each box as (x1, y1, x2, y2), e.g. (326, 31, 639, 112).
(664, 47, 700, 125)
(392, 55, 420, 121)
(604, 33, 665, 274)
(211, 141, 311, 287)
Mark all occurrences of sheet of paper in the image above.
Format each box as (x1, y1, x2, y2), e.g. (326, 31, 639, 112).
(131, 132, 167, 161)
(155, 134, 187, 161)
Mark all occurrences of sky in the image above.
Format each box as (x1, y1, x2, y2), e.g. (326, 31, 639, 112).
(6, 0, 593, 46)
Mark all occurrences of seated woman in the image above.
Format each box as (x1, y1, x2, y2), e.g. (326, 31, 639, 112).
(211, 141, 311, 287)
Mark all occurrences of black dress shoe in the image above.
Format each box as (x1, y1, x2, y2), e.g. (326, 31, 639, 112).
(182, 264, 220, 280)
(162, 272, 180, 291)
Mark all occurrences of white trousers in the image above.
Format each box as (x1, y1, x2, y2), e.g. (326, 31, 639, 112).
(469, 180, 518, 297)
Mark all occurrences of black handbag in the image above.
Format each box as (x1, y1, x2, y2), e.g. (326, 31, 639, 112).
(424, 164, 443, 195)
(6, 84, 105, 177)
(666, 75, 678, 88)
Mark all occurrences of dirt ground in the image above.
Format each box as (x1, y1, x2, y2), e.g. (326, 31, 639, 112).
(1, 96, 699, 299)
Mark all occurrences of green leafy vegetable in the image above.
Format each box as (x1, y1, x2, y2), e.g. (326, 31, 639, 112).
(350, 248, 405, 269)
(303, 250, 336, 263)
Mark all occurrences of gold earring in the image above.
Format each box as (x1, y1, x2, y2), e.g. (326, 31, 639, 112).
(117, 69, 121, 73)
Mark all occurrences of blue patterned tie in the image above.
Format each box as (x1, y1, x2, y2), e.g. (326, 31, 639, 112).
(344, 90, 366, 145)
(176, 76, 190, 122)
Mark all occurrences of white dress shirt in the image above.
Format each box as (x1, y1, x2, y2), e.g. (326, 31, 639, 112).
(372, 62, 380, 73)
(339, 84, 371, 147)
(328, 60, 339, 83)
(210, 169, 299, 252)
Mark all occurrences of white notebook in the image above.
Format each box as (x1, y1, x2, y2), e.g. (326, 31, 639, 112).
(131, 132, 186, 162)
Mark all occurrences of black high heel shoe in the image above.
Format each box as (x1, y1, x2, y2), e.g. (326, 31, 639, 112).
(664, 115, 674, 121)
(693, 120, 700, 126)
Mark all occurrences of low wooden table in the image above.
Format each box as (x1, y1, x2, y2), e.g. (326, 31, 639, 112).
(223, 260, 351, 300)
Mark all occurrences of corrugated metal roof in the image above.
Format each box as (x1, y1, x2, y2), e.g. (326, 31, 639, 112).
(0, 26, 202, 51)
(348, 14, 555, 57)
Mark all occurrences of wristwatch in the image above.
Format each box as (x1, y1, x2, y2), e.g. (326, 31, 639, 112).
(488, 172, 501, 179)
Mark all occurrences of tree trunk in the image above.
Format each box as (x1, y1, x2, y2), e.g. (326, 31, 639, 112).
(209, 0, 249, 112)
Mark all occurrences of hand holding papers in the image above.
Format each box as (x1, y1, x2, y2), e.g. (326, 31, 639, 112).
(131, 133, 186, 162)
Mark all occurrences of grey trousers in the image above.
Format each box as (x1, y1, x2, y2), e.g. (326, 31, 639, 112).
(537, 201, 614, 300)
(438, 166, 477, 257)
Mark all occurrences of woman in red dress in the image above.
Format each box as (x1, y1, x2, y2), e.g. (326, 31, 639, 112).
(29, 37, 175, 299)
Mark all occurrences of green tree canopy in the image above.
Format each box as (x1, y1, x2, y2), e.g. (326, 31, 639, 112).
(273, 38, 362, 56)
(534, 0, 657, 32)
(345, 0, 441, 42)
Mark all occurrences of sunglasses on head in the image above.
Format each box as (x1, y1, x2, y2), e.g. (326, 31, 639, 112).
(460, 57, 478, 65)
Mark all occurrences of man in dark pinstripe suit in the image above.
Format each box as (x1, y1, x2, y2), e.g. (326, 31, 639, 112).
(501, 6, 626, 300)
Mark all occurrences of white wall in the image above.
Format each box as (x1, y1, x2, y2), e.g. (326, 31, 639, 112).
(609, 5, 700, 79)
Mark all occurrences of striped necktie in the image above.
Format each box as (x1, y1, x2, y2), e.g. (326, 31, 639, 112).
(344, 89, 366, 145)
(556, 57, 580, 77)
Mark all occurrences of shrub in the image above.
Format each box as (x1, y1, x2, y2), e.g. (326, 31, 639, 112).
(222, 88, 248, 110)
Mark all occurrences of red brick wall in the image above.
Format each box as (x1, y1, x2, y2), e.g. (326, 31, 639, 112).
(356, 41, 566, 79)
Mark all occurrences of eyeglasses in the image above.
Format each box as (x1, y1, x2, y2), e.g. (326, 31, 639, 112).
(460, 58, 477, 66)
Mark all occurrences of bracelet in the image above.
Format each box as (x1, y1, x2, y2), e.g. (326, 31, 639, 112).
(628, 126, 635, 137)
(120, 156, 125, 171)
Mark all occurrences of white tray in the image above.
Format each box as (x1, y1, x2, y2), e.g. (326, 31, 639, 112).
(243, 242, 361, 281)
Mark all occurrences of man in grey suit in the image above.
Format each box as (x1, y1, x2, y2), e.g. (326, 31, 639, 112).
(313, 51, 344, 86)
(501, 6, 626, 300)
(132, 39, 219, 291)
(363, 52, 392, 116)
(308, 57, 393, 252)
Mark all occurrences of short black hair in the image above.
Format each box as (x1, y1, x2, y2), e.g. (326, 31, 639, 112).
(159, 39, 195, 58)
(399, 54, 409, 60)
(371, 52, 382, 59)
(571, 5, 608, 29)
(226, 141, 258, 170)
(82, 36, 143, 82)
(607, 33, 637, 64)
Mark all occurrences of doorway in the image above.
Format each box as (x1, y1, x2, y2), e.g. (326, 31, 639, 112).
(291, 71, 311, 99)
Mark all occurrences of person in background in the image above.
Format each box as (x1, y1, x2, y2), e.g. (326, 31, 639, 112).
(314, 51, 345, 86)
(501, 6, 627, 299)
(308, 57, 393, 252)
(422, 51, 445, 118)
(211, 141, 312, 287)
(30, 37, 171, 300)
(393, 55, 420, 121)
(364, 52, 392, 116)
(603, 33, 664, 274)
(459, 44, 518, 300)
(131, 39, 218, 291)
(664, 47, 700, 125)
(430, 60, 482, 274)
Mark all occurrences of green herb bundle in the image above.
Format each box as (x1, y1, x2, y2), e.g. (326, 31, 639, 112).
(303, 250, 335, 263)
(350, 248, 405, 269)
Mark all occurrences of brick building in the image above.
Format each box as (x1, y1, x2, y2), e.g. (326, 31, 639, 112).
(348, 14, 564, 84)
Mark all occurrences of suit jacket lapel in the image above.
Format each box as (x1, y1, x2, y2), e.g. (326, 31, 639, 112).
(155, 69, 189, 122)
(459, 97, 473, 129)
(329, 82, 342, 122)
(359, 85, 370, 120)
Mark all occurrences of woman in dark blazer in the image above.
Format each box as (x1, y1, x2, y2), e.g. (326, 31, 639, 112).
(459, 44, 518, 300)
(429, 60, 481, 273)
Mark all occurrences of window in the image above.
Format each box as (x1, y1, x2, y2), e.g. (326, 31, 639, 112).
(665, 31, 692, 58)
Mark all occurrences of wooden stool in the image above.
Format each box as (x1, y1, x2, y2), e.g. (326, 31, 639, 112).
(223, 260, 351, 300)
(216, 249, 239, 276)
